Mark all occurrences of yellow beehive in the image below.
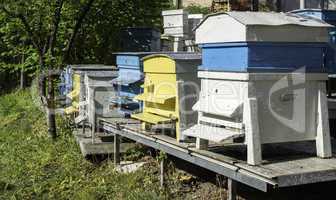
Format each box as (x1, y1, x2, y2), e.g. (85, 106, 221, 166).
(132, 53, 201, 142)
(64, 74, 81, 114)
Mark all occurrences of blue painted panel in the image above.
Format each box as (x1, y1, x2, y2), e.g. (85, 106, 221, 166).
(199, 42, 328, 72)
(59, 66, 73, 96)
(117, 56, 141, 69)
(248, 44, 326, 72)
(200, 43, 248, 71)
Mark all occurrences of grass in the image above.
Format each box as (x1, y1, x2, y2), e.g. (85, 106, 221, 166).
(0, 89, 168, 200)
(0, 89, 226, 200)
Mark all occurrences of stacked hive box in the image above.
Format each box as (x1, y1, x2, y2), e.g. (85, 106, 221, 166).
(111, 53, 153, 117)
(132, 53, 201, 142)
(183, 12, 333, 165)
(65, 65, 118, 130)
(290, 9, 336, 135)
(120, 28, 161, 52)
(162, 9, 204, 52)
(64, 73, 81, 115)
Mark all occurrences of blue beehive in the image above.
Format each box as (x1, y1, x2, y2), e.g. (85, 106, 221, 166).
(111, 52, 154, 117)
(195, 12, 332, 73)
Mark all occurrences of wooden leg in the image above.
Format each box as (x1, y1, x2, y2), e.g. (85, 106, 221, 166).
(160, 159, 165, 188)
(227, 178, 237, 200)
(196, 138, 209, 150)
(114, 134, 120, 166)
(244, 98, 262, 165)
(316, 82, 332, 158)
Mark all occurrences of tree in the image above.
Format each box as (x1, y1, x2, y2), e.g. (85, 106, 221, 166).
(0, 0, 95, 139)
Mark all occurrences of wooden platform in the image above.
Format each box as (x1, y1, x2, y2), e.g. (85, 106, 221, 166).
(99, 117, 336, 192)
(73, 129, 136, 157)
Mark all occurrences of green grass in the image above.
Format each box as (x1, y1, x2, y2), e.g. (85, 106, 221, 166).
(0, 90, 166, 200)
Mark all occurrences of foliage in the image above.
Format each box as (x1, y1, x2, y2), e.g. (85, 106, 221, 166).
(0, 89, 164, 199)
(0, 89, 226, 199)
(0, 0, 171, 89)
(184, 4, 211, 15)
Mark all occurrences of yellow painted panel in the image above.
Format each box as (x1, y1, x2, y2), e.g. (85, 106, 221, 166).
(132, 55, 186, 141)
(64, 106, 78, 115)
(135, 93, 175, 104)
(143, 56, 176, 73)
(132, 113, 172, 124)
(65, 74, 81, 115)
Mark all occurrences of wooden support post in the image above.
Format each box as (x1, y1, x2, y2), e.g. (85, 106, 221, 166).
(160, 159, 165, 188)
(196, 138, 209, 150)
(114, 134, 121, 166)
(300, 0, 305, 9)
(244, 97, 262, 165)
(316, 82, 332, 158)
(276, 0, 282, 12)
(252, 0, 259, 11)
(196, 111, 209, 150)
(227, 178, 237, 200)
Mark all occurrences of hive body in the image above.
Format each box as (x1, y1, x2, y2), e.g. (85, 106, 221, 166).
(132, 53, 201, 142)
(184, 12, 332, 165)
(64, 65, 118, 128)
(111, 53, 156, 117)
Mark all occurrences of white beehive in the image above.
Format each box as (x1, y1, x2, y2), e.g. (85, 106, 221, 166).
(188, 14, 203, 39)
(162, 9, 189, 37)
(183, 12, 333, 166)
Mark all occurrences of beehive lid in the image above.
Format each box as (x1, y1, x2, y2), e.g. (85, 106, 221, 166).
(71, 64, 116, 71)
(142, 52, 201, 73)
(162, 9, 188, 16)
(195, 11, 333, 44)
(290, 9, 336, 23)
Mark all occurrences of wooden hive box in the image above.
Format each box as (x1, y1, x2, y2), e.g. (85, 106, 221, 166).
(111, 52, 154, 117)
(183, 12, 333, 165)
(65, 65, 118, 128)
(162, 9, 189, 37)
(132, 53, 201, 142)
(196, 12, 332, 72)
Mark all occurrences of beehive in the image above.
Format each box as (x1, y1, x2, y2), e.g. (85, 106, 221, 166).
(132, 53, 201, 142)
(120, 28, 161, 52)
(64, 65, 118, 128)
(184, 12, 333, 165)
(64, 73, 81, 114)
(162, 9, 189, 37)
(290, 9, 336, 73)
(111, 53, 153, 117)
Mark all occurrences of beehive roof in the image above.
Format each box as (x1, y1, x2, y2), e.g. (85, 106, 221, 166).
(195, 11, 333, 30)
(143, 52, 201, 61)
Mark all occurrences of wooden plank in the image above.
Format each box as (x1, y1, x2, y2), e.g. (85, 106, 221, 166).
(316, 82, 332, 158)
(199, 115, 243, 129)
(236, 156, 336, 180)
(244, 96, 262, 166)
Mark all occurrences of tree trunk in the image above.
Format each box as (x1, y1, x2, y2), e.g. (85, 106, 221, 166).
(20, 68, 25, 89)
(47, 73, 57, 139)
(20, 55, 25, 89)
